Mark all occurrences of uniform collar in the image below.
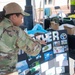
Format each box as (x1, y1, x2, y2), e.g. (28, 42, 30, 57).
(4, 18, 14, 27)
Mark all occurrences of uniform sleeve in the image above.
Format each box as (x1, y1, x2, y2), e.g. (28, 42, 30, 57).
(16, 28, 41, 56)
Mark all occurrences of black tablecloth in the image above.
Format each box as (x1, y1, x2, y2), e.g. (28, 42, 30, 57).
(68, 35, 75, 50)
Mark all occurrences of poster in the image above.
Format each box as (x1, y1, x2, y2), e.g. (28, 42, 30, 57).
(17, 30, 69, 75)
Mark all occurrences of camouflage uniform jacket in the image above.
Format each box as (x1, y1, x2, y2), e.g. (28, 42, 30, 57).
(0, 18, 41, 75)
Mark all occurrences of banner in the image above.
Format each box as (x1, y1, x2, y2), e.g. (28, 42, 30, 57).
(17, 30, 69, 75)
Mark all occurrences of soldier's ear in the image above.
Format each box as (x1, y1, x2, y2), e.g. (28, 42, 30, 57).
(12, 14, 17, 19)
(9, 14, 17, 21)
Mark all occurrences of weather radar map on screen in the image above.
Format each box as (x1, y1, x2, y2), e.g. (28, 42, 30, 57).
(17, 30, 69, 75)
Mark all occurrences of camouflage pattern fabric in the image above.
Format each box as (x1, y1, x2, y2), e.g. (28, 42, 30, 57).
(0, 18, 41, 75)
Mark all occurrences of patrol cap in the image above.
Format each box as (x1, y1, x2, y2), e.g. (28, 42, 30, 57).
(4, 2, 30, 16)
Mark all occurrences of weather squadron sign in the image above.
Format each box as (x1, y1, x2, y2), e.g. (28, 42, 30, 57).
(33, 30, 68, 54)
(16, 30, 69, 75)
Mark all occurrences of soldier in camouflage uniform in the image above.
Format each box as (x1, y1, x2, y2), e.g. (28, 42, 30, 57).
(0, 2, 45, 75)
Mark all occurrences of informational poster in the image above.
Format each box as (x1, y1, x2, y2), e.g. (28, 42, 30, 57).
(17, 30, 69, 75)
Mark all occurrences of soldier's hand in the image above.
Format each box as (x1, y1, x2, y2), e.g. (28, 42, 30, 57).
(39, 40, 46, 45)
